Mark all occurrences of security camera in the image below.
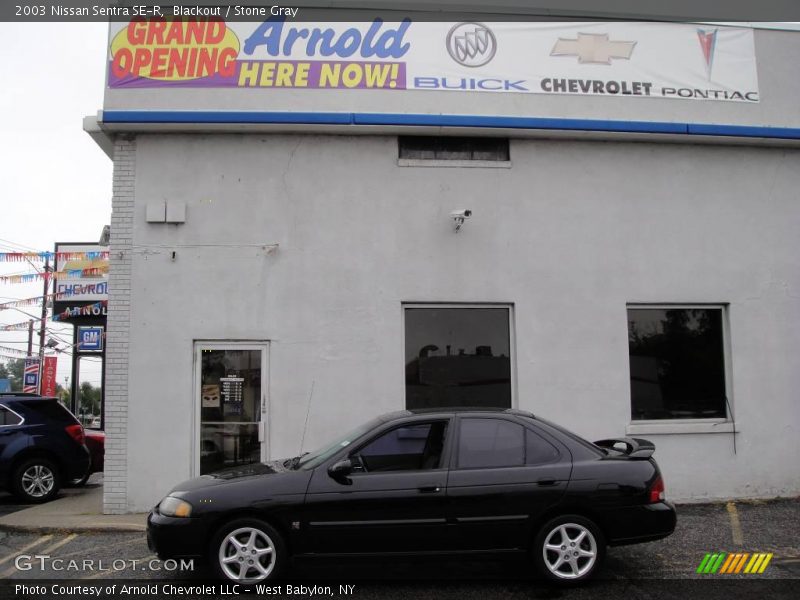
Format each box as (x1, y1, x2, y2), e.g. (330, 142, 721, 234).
(450, 209, 473, 232)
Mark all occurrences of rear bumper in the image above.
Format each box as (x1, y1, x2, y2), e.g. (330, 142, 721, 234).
(147, 510, 209, 559)
(605, 501, 677, 546)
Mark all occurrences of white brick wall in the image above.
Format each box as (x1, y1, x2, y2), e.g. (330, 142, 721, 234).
(104, 137, 135, 514)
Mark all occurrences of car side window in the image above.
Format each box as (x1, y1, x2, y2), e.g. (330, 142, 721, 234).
(352, 421, 447, 473)
(526, 429, 560, 465)
(0, 406, 23, 426)
(458, 418, 525, 469)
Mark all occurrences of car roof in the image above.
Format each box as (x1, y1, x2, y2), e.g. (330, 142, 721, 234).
(384, 407, 536, 419)
(0, 393, 58, 402)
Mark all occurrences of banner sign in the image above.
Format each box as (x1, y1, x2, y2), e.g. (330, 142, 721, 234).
(23, 358, 39, 393)
(54, 243, 109, 316)
(41, 356, 58, 397)
(107, 19, 759, 102)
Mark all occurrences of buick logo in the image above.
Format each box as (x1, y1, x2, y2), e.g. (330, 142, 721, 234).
(446, 22, 497, 67)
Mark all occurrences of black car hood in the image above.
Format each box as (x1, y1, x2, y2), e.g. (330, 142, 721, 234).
(169, 460, 301, 494)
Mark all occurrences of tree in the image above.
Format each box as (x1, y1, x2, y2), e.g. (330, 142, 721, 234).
(0, 359, 25, 391)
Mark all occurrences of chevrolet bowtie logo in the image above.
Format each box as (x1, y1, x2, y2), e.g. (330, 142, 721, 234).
(551, 33, 636, 64)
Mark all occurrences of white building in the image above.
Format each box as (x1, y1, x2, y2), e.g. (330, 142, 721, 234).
(86, 14, 800, 513)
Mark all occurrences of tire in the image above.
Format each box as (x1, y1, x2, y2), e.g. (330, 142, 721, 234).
(67, 471, 92, 487)
(532, 515, 605, 583)
(12, 457, 61, 503)
(210, 518, 286, 583)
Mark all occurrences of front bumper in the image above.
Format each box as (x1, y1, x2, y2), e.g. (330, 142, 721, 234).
(147, 510, 209, 559)
(604, 501, 677, 546)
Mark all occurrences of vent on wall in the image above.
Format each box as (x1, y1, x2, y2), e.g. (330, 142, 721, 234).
(146, 202, 186, 224)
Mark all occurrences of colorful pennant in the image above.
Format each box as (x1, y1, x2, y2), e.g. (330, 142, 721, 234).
(0, 251, 109, 262)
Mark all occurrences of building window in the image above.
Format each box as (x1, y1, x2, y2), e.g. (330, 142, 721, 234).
(404, 305, 513, 410)
(627, 306, 727, 421)
(398, 136, 509, 162)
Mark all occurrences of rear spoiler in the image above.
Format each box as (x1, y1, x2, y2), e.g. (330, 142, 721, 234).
(593, 437, 655, 459)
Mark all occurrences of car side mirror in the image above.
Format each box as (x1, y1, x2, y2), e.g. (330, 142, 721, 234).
(328, 459, 354, 482)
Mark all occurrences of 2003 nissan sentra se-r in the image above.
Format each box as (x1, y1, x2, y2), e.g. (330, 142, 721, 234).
(148, 408, 676, 583)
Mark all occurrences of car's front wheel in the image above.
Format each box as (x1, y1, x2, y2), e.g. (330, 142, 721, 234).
(12, 457, 61, 503)
(533, 515, 605, 583)
(210, 518, 286, 583)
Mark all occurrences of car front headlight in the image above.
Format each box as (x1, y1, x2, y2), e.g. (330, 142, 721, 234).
(158, 496, 193, 518)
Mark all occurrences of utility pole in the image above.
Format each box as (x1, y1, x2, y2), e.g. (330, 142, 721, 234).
(27, 320, 34, 357)
(37, 255, 50, 393)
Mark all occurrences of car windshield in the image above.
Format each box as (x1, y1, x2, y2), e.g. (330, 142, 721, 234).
(294, 417, 383, 470)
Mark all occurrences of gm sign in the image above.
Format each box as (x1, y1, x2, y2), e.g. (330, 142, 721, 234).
(78, 326, 104, 352)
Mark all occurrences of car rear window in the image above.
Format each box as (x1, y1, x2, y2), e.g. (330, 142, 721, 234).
(26, 400, 78, 423)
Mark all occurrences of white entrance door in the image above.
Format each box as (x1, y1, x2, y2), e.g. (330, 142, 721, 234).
(194, 342, 269, 475)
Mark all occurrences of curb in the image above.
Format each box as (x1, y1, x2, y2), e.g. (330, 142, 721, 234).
(0, 523, 146, 534)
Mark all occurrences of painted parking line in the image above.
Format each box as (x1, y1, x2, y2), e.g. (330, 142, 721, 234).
(726, 501, 744, 546)
(0, 533, 78, 578)
(0, 534, 53, 567)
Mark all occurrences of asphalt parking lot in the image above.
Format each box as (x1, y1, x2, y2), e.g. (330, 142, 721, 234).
(0, 498, 796, 599)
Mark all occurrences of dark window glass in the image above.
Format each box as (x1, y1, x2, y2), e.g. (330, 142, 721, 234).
(399, 136, 509, 161)
(0, 407, 22, 426)
(199, 348, 263, 474)
(526, 430, 560, 464)
(458, 418, 524, 469)
(628, 308, 726, 420)
(354, 422, 447, 472)
(405, 307, 512, 409)
(30, 400, 74, 423)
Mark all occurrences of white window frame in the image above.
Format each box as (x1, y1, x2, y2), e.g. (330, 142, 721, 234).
(192, 341, 270, 477)
(625, 303, 736, 435)
(401, 302, 517, 409)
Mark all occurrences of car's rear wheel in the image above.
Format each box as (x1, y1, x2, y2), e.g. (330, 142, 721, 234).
(12, 458, 61, 503)
(533, 515, 605, 583)
(210, 518, 286, 583)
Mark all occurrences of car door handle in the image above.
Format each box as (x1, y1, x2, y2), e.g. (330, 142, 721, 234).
(537, 479, 557, 486)
(418, 486, 441, 493)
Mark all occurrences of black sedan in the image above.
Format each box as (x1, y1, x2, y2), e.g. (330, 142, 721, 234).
(147, 408, 676, 583)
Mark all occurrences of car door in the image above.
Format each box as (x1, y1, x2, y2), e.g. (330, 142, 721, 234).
(301, 418, 452, 554)
(446, 415, 572, 551)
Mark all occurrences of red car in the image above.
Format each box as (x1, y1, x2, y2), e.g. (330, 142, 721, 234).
(71, 429, 104, 486)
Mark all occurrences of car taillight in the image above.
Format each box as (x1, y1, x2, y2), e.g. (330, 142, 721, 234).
(65, 424, 85, 446)
(649, 475, 665, 503)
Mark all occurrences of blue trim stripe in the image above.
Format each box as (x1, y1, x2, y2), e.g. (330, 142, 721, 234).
(101, 111, 800, 141)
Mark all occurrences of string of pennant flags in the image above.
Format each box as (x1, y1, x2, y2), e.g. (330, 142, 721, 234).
(0, 345, 32, 358)
(0, 251, 109, 262)
(0, 321, 35, 331)
(0, 267, 109, 284)
(0, 290, 76, 311)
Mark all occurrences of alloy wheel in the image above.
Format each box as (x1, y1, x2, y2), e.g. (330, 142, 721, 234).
(218, 526, 276, 582)
(542, 522, 598, 579)
(21, 465, 55, 498)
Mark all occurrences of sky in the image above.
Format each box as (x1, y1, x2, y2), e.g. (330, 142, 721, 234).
(0, 23, 112, 388)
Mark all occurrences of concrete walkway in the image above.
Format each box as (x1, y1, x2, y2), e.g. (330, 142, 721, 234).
(0, 485, 146, 533)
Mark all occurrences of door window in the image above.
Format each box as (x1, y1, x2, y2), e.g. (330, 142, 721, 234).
(352, 422, 447, 472)
(526, 429, 560, 465)
(198, 347, 265, 475)
(457, 418, 525, 469)
(0, 406, 22, 426)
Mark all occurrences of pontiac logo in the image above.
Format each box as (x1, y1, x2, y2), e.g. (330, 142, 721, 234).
(697, 28, 718, 80)
(446, 22, 497, 67)
(550, 33, 636, 64)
